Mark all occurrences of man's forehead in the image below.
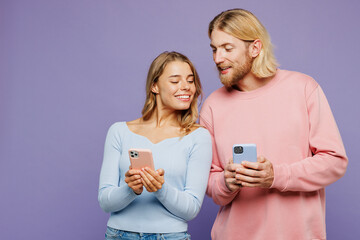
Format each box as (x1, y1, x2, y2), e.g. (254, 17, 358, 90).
(210, 30, 238, 47)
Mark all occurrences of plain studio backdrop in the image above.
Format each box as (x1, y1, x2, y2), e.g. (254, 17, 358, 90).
(1, 0, 359, 239)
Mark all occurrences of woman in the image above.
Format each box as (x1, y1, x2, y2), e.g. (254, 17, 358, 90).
(98, 51, 212, 240)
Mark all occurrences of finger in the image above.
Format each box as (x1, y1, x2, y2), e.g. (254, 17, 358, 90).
(226, 178, 242, 187)
(235, 174, 260, 183)
(140, 178, 152, 192)
(145, 168, 164, 184)
(140, 171, 157, 191)
(129, 178, 143, 186)
(225, 163, 237, 172)
(126, 169, 140, 177)
(125, 175, 141, 185)
(133, 183, 143, 188)
(125, 173, 141, 183)
(143, 168, 158, 178)
(143, 169, 163, 188)
(241, 182, 261, 188)
(224, 170, 236, 179)
(236, 168, 263, 177)
(241, 161, 261, 170)
(156, 168, 165, 176)
(130, 174, 141, 181)
(257, 156, 266, 163)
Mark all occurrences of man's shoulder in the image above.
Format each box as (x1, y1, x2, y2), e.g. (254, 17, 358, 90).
(280, 69, 316, 82)
(203, 86, 229, 104)
(279, 69, 318, 89)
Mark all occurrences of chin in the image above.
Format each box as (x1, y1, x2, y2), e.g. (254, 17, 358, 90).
(176, 104, 192, 111)
(220, 76, 235, 88)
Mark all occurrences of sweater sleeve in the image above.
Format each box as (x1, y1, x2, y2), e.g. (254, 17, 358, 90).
(98, 123, 138, 213)
(153, 129, 212, 221)
(271, 85, 348, 192)
(200, 104, 240, 206)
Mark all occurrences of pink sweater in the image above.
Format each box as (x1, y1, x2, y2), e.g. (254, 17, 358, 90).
(200, 69, 348, 240)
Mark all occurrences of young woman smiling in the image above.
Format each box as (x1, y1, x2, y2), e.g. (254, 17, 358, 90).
(98, 51, 212, 240)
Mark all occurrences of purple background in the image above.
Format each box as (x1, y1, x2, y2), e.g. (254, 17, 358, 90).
(1, 0, 359, 239)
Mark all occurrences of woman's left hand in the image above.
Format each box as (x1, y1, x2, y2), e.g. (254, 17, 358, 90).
(139, 167, 165, 192)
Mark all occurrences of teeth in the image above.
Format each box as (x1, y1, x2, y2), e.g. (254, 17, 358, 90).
(176, 95, 190, 99)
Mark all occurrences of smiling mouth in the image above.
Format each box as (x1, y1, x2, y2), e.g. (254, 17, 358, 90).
(218, 66, 231, 74)
(175, 95, 191, 101)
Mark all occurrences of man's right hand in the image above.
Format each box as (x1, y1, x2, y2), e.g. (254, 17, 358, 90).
(224, 158, 243, 192)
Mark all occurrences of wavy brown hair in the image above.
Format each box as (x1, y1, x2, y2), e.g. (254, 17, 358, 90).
(141, 51, 202, 135)
(209, 8, 278, 78)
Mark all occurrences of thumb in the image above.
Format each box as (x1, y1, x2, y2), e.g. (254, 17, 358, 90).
(156, 168, 165, 176)
(257, 156, 266, 163)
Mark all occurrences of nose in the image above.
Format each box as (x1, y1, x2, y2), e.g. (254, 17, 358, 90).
(214, 50, 224, 64)
(180, 80, 190, 90)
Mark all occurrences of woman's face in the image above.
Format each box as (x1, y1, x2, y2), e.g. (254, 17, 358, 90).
(152, 61, 196, 112)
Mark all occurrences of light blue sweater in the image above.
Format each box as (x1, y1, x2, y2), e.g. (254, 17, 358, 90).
(98, 122, 212, 233)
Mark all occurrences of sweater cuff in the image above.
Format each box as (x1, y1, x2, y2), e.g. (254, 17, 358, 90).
(153, 182, 169, 200)
(270, 164, 289, 192)
(127, 185, 140, 198)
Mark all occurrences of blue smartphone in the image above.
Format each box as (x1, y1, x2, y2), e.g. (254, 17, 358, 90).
(232, 144, 257, 163)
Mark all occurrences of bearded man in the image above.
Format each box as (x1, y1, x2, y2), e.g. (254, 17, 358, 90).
(200, 8, 348, 240)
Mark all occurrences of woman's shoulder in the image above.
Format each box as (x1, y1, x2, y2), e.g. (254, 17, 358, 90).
(108, 121, 126, 129)
(106, 121, 130, 137)
(108, 118, 142, 130)
(186, 125, 211, 141)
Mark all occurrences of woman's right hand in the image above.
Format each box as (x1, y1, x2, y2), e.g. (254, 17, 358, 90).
(125, 168, 143, 195)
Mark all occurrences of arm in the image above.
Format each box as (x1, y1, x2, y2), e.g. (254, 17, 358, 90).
(98, 123, 138, 213)
(271, 85, 348, 192)
(153, 130, 212, 221)
(200, 107, 240, 206)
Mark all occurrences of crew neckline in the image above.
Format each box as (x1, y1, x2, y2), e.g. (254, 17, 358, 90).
(123, 122, 202, 145)
(226, 69, 282, 99)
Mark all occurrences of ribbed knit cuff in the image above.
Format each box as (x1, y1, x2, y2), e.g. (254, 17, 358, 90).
(270, 164, 289, 192)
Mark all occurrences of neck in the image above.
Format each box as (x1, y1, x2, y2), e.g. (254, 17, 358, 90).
(146, 107, 179, 128)
(234, 72, 274, 92)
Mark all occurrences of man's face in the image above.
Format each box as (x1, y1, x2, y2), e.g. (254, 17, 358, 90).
(210, 29, 253, 88)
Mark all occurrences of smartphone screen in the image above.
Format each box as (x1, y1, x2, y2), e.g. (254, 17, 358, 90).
(232, 144, 257, 164)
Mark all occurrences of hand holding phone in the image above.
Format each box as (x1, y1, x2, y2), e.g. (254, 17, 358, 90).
(128, 148, 155, 170)
(232, 144, 257, 164)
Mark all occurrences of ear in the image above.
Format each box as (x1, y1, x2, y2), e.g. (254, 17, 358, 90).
(151, 83, 159, 94)
(249, 39, 262, 58)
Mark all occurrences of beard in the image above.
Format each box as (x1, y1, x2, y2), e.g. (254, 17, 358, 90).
(218, 53, 253, 88)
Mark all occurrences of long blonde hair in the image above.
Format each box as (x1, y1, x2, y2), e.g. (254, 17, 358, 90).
(209, 8, 278, 78)
(141, 51, 202, 135)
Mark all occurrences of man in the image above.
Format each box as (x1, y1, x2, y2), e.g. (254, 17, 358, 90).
(200, 9, 348, 240)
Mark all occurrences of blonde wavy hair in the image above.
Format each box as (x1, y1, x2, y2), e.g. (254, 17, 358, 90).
(141, 51, 202, 135)
(209, 8, 278, 78)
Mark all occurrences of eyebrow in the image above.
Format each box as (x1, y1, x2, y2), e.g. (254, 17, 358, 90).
(210, 43, 233, 48)
(169, 74, 194, 78)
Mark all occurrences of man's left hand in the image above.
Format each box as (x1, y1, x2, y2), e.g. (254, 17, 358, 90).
(235, 156, 274, 188)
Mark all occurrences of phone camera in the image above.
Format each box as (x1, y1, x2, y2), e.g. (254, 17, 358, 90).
(234, 146, 243, 154)
(130, 151, 139, 158)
